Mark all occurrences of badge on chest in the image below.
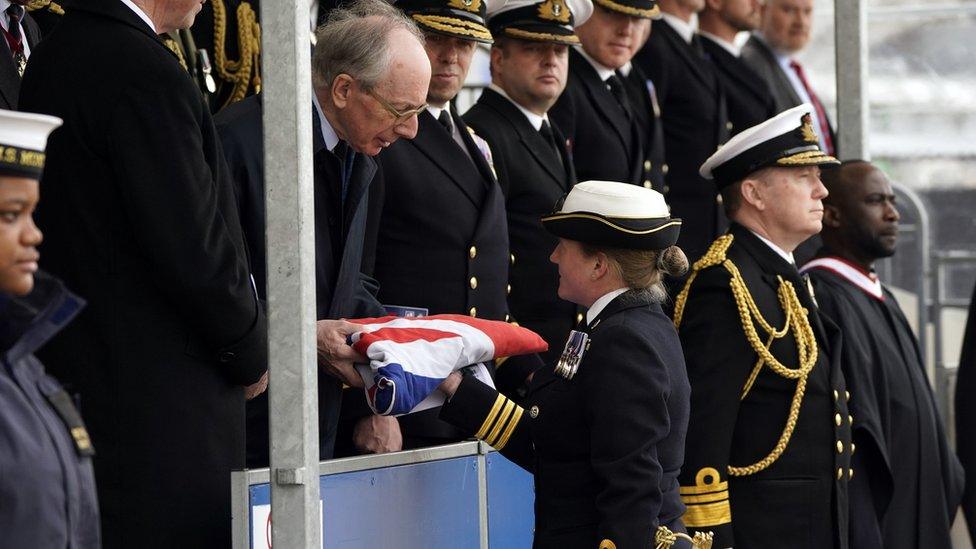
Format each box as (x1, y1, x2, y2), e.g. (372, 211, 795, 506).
(554, 329, 590, 380)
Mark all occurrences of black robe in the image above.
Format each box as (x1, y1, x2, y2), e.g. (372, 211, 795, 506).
(958, 281, 976, 543)
(805, 255, 964, 549)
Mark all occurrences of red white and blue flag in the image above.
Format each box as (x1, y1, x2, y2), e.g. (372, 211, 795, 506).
(348, 315, 547, 416)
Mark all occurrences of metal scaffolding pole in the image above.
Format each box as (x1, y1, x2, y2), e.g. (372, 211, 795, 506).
(834, 0, 869, 160)
(260, 0, 321, 546)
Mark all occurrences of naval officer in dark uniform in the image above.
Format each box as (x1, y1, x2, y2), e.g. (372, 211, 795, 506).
(673, 105, 851, 548)
(462, 0, 589, 362)
(363, 0, 540, 450)
(0, 109, 99, 548)
(438, 180, 709, 549)
(549, 0, 660, 187)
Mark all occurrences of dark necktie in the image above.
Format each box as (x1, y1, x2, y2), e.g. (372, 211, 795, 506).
(789, 59, 835, 156)
(605, 74, 631, 119)
(3, 4, 26, 77)
(438, 109, 453, 136)
(539, 120, 561, 161)
(333, 141, 354, 206)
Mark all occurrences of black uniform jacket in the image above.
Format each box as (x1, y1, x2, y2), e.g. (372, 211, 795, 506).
(808, 263, 964, 549)
(20, 1, 268, 545)
(958, 282, 976, 543)
(0, 273, 100, 549)
(621, 64, 667, 192)
(675, 225, 851, 549)
(550, 48, 642, 186)
(634, 21, 729, 262)
(370, 107, 536, 442)
(442, 291, 690, 549)
(698, 34, 776, 136)
(463, 88, 577, 362)
(215, 95, 385, 465)
(0, 8, 40, 109)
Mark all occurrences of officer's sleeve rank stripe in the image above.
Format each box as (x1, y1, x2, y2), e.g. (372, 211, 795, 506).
(486, 400, 515, 446)
(475, 394, 506, 439)
(680, 467, 732, 527)
(493, 405, 524, 450)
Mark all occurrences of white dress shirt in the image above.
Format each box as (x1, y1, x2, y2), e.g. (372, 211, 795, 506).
(488, 83, 549, 131)
(751, 230, 796, 266)
(661, 12, 698, 45)
(312, 92, 341, 152)
(698, 30, 741, 57)
(586, 288, 630, 325)
(575, 46, 616, 82)
(119, 0, 156, 33)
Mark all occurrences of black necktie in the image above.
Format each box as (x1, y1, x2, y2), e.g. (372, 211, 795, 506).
(3, 4, 26, 77)
(605, 74, 631, 119)
(539, 120, 561, 160)
(438, 110, 453, 136)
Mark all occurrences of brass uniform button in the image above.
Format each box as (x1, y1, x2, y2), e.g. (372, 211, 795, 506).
(576, 312, 584, 324)
(506, 284, 512, 295)
(851, 443, 856, 454)
(644, 160, 651, 171)
(469, 276, 478, 290)
(837, 467, 843, 480)
(643, 180, 652, 189)
(469, 307, 477, 317)
(529, 405, 540, 418)
(726, 121, 734, 131)
(836, 440, 843, 454)
(845, 390, 851, 401)
(834, 413, 842, 426)
(716, 194, 724, 205)
(662, 163, 669, 175)
(469, 246, 477, 259)
(505, 314, 510, 322)
(663, 185, 670, 194)
(849, 415, 854, 425)
(849, 468, 855, 480)
(510, 253, 516, 266)
(833, 390, 839, 402)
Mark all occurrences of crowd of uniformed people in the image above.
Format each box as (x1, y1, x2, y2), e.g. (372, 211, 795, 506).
(2, 0, 975, 547)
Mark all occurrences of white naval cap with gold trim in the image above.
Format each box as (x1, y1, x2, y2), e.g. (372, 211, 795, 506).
(699, 104, 839, 189)
(487, 0, 593, 44)
(0, 109, 62, 179)
(541, 180, 681, 250)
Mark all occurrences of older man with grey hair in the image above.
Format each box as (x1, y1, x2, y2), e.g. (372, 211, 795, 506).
(215, 0, 431, 466)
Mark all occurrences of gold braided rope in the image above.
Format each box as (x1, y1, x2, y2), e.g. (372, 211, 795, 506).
(163, 37, 189, 71)
(674, 234, 819, 477)
(212, 0, 262, 107)
(655, 526, 714, 549)
(26, 0, 63, 14)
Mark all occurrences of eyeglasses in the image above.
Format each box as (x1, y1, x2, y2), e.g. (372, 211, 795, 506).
(365, 87, 428, 126)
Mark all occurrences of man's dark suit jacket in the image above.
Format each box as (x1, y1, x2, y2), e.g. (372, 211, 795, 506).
(740, 33, 837, 145)
(550, 48, 642, 186)
(0, 8, 40, 109)
(215, 95, 385, 467)
(20, 0, 267, 546)
(621, 63, 667, 192)
(699, 34, 776, 135)
(369, 107, 537, 446)
(463, 87, 577, 362)
(634, 20, 729, 262)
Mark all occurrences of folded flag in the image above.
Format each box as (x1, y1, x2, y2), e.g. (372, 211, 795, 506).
(348, 314, 548, 416)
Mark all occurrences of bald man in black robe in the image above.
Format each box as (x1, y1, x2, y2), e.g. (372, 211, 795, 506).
(801, 160, 964, 549)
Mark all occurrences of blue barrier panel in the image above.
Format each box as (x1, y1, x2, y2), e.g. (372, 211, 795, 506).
(486, 453, 534, 548)
(249, 456, 481, 548)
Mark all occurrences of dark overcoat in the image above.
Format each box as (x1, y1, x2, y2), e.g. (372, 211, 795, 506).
(442, 291, 690, 549)
(621, 63, 667, 192)
(370, 107, 536, 444)
(675, 225, 851, 549)
(698, 34, 776, 135)
(0, 7, 40, 109)
(634, 21, 729, 262)
(215, 95, 385, 465)
(463, 88, 577, 362)
(549, 49, 642, 186)
(958, 281, 976, 543)
(0, 273, 100, 548)
(20, 1, 268, 545)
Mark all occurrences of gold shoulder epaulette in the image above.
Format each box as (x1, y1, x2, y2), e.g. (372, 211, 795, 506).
(673, 234, 733, 327)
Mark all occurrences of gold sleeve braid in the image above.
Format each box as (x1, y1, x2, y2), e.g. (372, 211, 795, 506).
(673, 234, 819, 477)
(473, 393, 524, 451)
(211, 0, 262, 107)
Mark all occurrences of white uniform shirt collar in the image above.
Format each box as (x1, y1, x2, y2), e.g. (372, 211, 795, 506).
(312, 92, 341, 152)
(488, 83, 549, 131)
(427, 104, 448, 123)
(618, 61, 633, 78)
(0, 0, 29, 57)
(661, 12, 698, 44)
(120, 0, 157, 33)
(586, 288, 629, 325)
(698, 30, 740, 57)
(751, 230, 796, 266)
(576, 46, 616, 82)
